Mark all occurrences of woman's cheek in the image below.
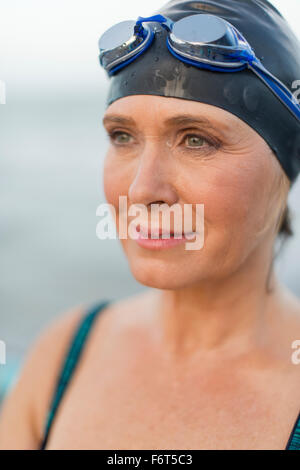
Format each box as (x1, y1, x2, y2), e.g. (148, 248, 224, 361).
(103, 154, 126, 208)
(185, 174, 255, 253)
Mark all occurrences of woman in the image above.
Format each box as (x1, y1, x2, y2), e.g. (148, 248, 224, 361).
(0, 0, 300, 450)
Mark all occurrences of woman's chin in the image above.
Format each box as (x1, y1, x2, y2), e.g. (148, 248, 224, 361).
(127, 260, 203, 290)
(131, 274, 185, 290)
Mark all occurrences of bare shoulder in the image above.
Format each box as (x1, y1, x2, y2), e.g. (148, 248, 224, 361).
(102, 290, 158, 330)
(0, 292, 155, 449)
(0, 302, 91, 449)
(95, 289, 157, 341)
(80, 290, 158, 368)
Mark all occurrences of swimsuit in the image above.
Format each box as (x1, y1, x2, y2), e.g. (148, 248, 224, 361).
(39, 299, 300, 450)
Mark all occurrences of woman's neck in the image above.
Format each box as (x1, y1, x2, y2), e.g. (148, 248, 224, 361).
(152, 243, 285, 358)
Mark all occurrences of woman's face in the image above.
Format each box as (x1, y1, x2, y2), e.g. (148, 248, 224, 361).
(102, 95, 282, 289)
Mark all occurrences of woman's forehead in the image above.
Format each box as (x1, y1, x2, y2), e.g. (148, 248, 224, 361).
(104, 94, 253, 136)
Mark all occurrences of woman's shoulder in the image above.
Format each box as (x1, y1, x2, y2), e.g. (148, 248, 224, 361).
(0, 302, 99, 448)
(100, 290, 157, 332)
(0, 292, 154, 448)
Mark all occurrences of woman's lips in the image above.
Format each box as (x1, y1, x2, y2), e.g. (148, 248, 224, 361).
(133, 224, 196, 250)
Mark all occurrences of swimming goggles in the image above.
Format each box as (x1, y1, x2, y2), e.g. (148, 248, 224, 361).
(98, 13, 300, 122)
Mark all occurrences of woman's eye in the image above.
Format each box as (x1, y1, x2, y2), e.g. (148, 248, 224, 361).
(184, 134, 207, 148)
(107, 131, 132, 144)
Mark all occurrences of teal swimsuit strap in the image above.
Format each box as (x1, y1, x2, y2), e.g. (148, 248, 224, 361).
(286, 412, 300, 450)
(39, 299, 111, 450)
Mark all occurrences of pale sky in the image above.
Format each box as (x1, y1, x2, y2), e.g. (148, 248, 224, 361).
(0, 0, 299, 93)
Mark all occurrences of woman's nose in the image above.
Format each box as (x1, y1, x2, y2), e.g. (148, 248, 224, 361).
(127, 143, 178, 207)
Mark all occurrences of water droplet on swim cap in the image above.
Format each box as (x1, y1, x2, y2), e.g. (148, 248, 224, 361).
(243, 85, 261, 112)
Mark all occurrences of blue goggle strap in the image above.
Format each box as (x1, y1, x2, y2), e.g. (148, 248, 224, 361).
(249, 60, 300, 121)
(109, 14, 300, 121)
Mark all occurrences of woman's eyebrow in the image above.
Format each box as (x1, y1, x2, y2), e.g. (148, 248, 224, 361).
(102, 115, 135, 127)
(102, 113, 228, 136)
(163, 115, 228, 135)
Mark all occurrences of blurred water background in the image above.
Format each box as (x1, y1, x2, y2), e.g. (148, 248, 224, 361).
(0, 0, 299, 402)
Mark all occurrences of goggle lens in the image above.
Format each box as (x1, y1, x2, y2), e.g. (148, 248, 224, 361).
(172, 14, 228, 44)
(98, 20, 137, 52)
(99, 20, 148, 70)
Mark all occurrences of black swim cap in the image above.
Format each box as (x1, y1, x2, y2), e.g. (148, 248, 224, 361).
(105, 0, 300, 184)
